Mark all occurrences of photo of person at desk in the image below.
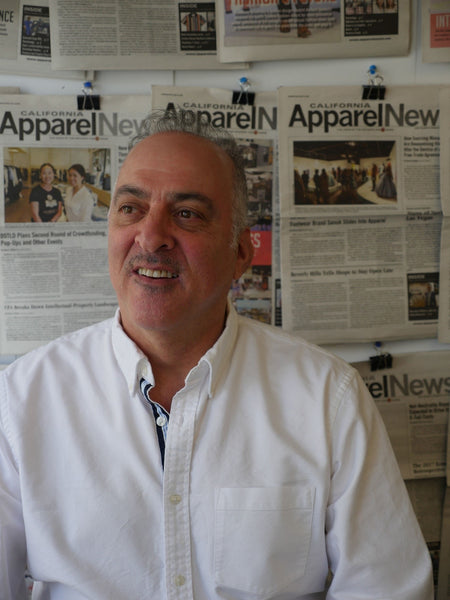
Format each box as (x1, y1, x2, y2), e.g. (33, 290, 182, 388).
(0, 109, 433, 599)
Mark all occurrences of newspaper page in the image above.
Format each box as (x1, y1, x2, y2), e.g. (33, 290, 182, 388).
(280, 212, 441, 343)
(0, 0, 84, 79)
(216, 0, 410, 63)
(49, 0, 246, 71)
(151, 85, 280, 326)
(0, 94, 151, 355)
(277, 85, 442, 343)
(422, 0, 450, 64)
(353, 351, 450, 480)
(278, 85, 442, 218)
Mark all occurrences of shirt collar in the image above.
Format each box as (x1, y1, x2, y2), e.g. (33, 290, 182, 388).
(111, 309, 155, 397)
(196, 299, 239, 398)
(111, 300, 239, 399)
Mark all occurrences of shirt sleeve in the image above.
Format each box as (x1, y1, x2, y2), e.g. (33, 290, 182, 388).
(325, 369, 433, 600)
(0, 377, 27, 599)
(79, 188, 94, 221)
(29, 186, 39, 203)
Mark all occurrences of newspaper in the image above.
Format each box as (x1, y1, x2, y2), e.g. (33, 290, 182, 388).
(353, 351, 450, 480)
(277, 85, 443, 343)
(0, 94, 151, 354)
(422, 0, 450, 64)
(278, 85, 442, 218)
(281, 212, 441, 343)
(49, 0, 246, 71)
(151, 85, 280, 326)
(355, 350, 450, 593)
(0, 0, 84, 79)
(216, 0, 410, 63)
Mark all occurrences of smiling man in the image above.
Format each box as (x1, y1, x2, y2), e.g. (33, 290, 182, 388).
(0, 109, 433, 599)
(107, 129, 253, 409)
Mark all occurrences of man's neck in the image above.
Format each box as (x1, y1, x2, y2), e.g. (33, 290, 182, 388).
(123, 313, 226, 412)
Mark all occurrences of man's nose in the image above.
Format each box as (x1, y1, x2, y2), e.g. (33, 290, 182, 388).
(134, 210, 175, 253)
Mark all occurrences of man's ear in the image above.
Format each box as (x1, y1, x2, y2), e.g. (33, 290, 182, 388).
(233, 228, 254, 280)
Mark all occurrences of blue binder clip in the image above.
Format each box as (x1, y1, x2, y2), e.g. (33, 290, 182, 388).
(362, 65, 386, 100)
(232, 77, 255, 106)
(77, 81, 100, 110)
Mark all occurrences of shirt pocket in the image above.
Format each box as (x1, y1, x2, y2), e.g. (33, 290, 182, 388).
(214, 485, 315, 599)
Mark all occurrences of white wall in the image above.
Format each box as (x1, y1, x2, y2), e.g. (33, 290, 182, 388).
(1, 0, 449, 363)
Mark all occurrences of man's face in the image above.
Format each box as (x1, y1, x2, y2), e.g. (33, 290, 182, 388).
(108, 131, 253, 344)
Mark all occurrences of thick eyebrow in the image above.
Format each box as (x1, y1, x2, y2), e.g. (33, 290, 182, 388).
(111, 186, 216, 213)
(167, 191, 214, 211)
(112, 184, 148, 205)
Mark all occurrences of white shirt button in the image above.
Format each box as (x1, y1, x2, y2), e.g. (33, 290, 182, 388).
(169, 494, 182, 505)
(156, 415, 167, 427)
(174, 575, 186, 587)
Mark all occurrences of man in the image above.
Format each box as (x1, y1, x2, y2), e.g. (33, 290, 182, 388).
(0, 109, 433, 599)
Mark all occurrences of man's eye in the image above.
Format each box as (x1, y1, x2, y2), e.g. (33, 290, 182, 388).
(178, 209, 197, 219)
(119, 205, 135, 215)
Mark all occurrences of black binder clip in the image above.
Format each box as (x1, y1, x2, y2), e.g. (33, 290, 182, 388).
(362, 65, 386, 100)
(232, 77, 255, 106)
(369, 342, 392, 371)
(77, 81, 100, 110)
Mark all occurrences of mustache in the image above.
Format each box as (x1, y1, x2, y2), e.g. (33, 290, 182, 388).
(126, 253, 181, 273)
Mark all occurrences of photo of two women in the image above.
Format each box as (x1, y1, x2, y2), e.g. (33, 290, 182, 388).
(4, 146, 111, 223)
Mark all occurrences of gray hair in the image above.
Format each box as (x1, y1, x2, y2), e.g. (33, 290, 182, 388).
(129, 107, 249, 246)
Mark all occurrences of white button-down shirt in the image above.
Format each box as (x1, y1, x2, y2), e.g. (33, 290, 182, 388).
(0, 306, 432, 599)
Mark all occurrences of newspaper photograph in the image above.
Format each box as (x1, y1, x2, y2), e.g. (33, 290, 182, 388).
(422, 0, 450, 64)
(0, 0, 84, 79)
(278, 85, 442, 219)
(49, 0, 246, 71)
(216, 0, 410, 63)
(280, 212, 441, 343)
(151, 84, 281, 326)
(353, 350, 450, 480)
(0, 94, 150, 354)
